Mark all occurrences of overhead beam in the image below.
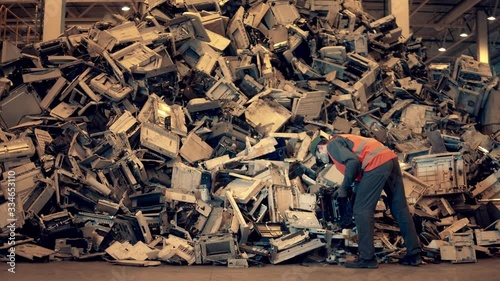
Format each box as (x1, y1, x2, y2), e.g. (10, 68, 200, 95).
(492, 53, 500, 64)
(412, 23, 465, 29)
(426, 37, 470, 63)
(421, 38, 476, 44)
(427, 22, 500, 63)
(65, 7, 78, 18)
(15, 2, 35, 18)
(100, 3, 115, 14)
(434, 0, 481, 31)
(6, 17, 102, 23)
(79, 3, 96, 17)
(410, 0, 430, 17)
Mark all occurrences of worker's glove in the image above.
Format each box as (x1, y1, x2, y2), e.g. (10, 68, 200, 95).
(319, 185, 336, 195)
(333, 186, 349, 198)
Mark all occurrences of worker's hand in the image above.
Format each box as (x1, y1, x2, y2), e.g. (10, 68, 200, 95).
(319, 185, 336, 195)
(333, 186, 348, 198)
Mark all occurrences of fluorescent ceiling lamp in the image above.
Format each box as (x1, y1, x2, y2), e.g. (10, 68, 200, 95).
(438, 47, 446, 52)
(487, 16, 496, 21)
(460, 32, 468, 37)
(121, 6, 131, 11)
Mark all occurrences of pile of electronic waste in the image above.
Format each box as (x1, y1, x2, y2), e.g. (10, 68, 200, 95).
(0, 0, 499, 267)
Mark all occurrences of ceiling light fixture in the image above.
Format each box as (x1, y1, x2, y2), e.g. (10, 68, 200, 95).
(122, 6, 131, 11)
(487, 15, 496, 21)
(438, 47, 446, 52)
(460, 32, 468, 37)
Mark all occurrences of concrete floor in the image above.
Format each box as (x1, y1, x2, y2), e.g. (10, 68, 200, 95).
(1, 259, 499, 281)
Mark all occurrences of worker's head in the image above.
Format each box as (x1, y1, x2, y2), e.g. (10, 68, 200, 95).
(309, 136, 329, 164)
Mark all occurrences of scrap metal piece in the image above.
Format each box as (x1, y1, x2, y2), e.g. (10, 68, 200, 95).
(178, 39, 220, 74)
(440, 233, 476, 263)
(110, 110, 140, 137)
(136, 211, 153, 244)
(207, 121, 256, 147)
(268, 0, 300, 25)
(89, 73, 133, 102)
(109, 260, 161, 267)
(227, 7, 250, 50)
(0, 85, 42, 128)
(106, 241, 143, 260)
(218, 178, 266, 204)
(270, 230, 309, 251)
(283, 210, 324, 234)
(427, 131, 447, 154)
(268, 25, 289, 52)
(455, 87, 485, 116)
(23, 181, 55, 218)
(226, 190, 250, 244)
(381, 99, 413, 125)
(205, 79, 248, 116)
(319, 46, 347, 64)
(292, 91, 326, 120)
(15, 244, 56, 261)
(138, 93, 187, 136)
(227, 258, 249, 268)
(101, 22, 142, 46)
(412, 153, 467, 195)
(239, 75, 264, 98)
(402, 171, 428, 213)
(244, 2, 270, 28)
(0, 137, 36, 161)
(195, 234, 239, 264)
(316, 164, 344, 187)
(368, 15, 402, 49)
(453, 55, 492, 85)
(439, 218, 470, 239)
(158, 235, 196, 265)
(429, 63, 451, 81)
(50, 102, 79, 119)
(110, 42, 162, 74)
(270, 238, 325, 264)
(474, 228, 500, 246)
(22, 68, 62, 83)
(245, 98, 291, 136)
(140, 122, 180, 159)
(170, 13, 210, 42)
(179, 133, 213, 164)
(471, 170, 500, 199)
(239, 244, 270, 257)
(268, 185, 294, 222)
(202, 207, 225, 234)
(400, 104, 436, 134)
(164, 189, 197, 204)
(395, 139, 430, 162)
(195, 200, 212, 217)
(171, 162, 211, 192)
(111, 215, 150, 245)
(206, 29, 231, 52)
(96, 199, 120, 216)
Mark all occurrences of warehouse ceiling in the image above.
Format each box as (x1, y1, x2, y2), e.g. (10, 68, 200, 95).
(0, 0, 499, 65)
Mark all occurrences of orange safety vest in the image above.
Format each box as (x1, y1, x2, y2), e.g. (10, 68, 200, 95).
(327, 134, 397, 180)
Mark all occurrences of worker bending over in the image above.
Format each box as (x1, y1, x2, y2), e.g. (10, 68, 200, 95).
(310, 134, 421, 268)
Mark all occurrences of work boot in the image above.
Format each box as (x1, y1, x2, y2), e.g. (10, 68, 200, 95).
(344, 258, 379, 269)
(399, 254, 422, 266)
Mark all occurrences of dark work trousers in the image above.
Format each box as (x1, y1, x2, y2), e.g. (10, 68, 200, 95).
(353, 158, 421, 260)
